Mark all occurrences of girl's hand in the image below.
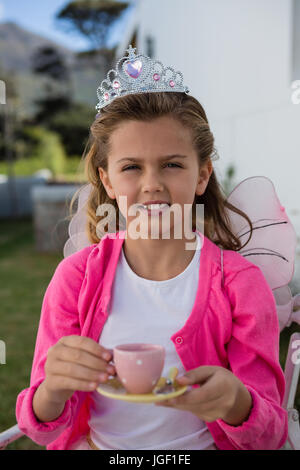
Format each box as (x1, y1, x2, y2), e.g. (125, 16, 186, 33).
(155, 366, 252, 426)
(43, 335, 116, 405)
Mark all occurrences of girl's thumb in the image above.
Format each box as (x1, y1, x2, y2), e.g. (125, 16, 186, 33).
(176, 366, 217, 385)
(176, 375, 193, 384)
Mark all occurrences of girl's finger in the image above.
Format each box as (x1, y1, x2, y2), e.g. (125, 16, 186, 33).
(177, 366, 218, 386)
(189, 393, 234, 422)
(50, 374, 101, 393)
(49, 361, 110, 384)
(156, 392, 228, 421)
(59, 336, 109, 360)
(169, 377, 223, 407)
(56, 345, 112, 373)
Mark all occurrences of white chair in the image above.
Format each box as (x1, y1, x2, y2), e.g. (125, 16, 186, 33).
(0, 424, 24, 450)
(280, 331, 300, 449)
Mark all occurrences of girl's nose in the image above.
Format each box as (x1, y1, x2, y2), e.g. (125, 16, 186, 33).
(141, 172, 164, 192)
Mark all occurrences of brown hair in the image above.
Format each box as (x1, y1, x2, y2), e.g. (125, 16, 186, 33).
(69, 92, 253, 251)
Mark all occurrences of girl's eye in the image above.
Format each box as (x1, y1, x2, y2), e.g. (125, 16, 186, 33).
(122, 165, 138, 171)
(122, 163, 181, 171)
(166, 163, 181, 169)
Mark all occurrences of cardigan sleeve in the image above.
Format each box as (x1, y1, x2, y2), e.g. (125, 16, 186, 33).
(216, 264, 288, 450)
(15, 251, 88, 447)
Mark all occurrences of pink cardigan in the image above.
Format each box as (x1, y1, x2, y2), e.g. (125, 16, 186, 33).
(16, 230, 288, 450)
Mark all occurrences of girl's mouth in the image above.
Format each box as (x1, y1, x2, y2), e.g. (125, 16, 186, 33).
(139, 203, 170, 216)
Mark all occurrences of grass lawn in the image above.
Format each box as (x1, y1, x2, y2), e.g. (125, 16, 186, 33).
(0, 218, 299, 450)
(0, 217, 62, 450)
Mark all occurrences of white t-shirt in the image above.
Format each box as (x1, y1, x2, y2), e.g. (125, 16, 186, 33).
(89, 232, 216, 450)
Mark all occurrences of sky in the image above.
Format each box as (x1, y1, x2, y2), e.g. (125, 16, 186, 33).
(0, 0, 133, 52)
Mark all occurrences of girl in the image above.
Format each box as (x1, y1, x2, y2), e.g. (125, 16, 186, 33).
(16, 46, 288, 450)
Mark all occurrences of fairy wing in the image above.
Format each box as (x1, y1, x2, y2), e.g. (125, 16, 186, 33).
(63, 184, 91, 258)
(226, 176, 299, 330)
(63, 177, 300, 330)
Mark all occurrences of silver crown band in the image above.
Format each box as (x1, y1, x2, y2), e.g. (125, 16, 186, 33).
(96, 45, 190, 114)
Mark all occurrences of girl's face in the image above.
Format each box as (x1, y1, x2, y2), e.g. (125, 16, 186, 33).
(98, 115, 213, 238)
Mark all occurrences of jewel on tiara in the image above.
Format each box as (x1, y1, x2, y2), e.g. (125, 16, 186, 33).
(95, 44, 190, 115)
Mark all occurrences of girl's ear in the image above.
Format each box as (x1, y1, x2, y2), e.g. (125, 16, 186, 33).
(98, 167, 116, 200)
(195, 160, 213, 196)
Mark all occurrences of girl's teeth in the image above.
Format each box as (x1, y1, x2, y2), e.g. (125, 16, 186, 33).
(144, 204, 169, 210)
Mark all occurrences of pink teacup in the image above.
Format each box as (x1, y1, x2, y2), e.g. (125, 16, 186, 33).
(112, 343, 165, 394)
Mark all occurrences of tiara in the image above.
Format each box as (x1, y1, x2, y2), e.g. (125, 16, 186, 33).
(95, 45, 190, 114)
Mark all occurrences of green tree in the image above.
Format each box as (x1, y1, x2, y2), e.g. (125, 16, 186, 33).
(47, 102, 96, 156)
(55, 0, 130, 50)
(23, 127, 67, 178)
(31, 45, 72, 123)
(222, 164, 236, 197)
(0, 67, 20, 162)
(0, 67, 21, 216)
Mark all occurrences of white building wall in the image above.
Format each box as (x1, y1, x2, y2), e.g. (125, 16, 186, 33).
(134, 0, 300, 232)
(118, 0, 300, 264)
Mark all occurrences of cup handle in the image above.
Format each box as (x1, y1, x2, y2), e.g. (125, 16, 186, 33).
(107, 348, 115, 366)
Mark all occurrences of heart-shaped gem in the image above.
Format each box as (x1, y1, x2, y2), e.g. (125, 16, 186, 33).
(125, 59, 143, 79)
